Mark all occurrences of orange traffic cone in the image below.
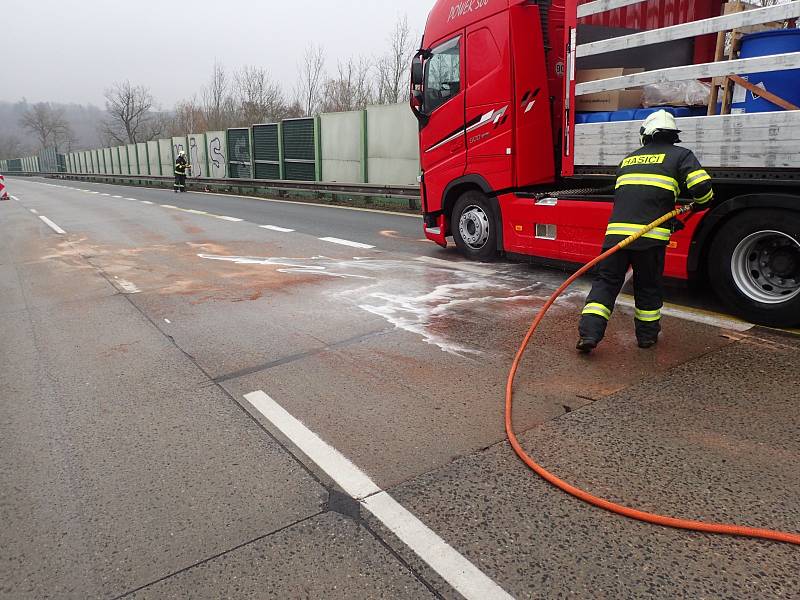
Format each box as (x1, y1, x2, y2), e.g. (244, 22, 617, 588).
(0, 175, 9, 200)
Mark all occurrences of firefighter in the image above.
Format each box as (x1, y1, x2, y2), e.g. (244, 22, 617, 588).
(577, 110, 714, 353)
(174, 150, 191, 193)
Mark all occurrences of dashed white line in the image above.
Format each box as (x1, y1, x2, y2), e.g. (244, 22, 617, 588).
(243, 391, 513, 600)
(99, 193, 111, 196)
(214, 215, 244, 222)
(319, 237, 375, 250)
(184, 209, 208, 215)
(39, 216, 66, 235)
(161, 204, 179, 209)
(29, 208, 38, 214)
(141, 200, 154, 205)
(124, 197, 138, 201)
(112, 195, 123, 199)
(260, 225, 295, 233)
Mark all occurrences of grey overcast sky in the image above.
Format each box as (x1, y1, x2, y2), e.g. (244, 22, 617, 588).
(5, 0, 435, 107)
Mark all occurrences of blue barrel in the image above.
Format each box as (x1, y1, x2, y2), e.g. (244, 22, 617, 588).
(609, 109, 638, 122)
(734, 30, 800, 113)
(584, 112, 612, 123)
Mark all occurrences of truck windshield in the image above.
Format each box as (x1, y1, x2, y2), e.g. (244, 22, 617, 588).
(423, 36, 461, 114)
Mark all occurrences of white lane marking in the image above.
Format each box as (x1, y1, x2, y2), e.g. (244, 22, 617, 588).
(414, 255, 495, 276)
(112, 195, 123, 199)
(10, 195, 20, 201)
(89, 191, 100, 194)
(161, 204, 179, 209)
(319, 237, 375, 250)
(245, 391, 380, 499)
(99, 193, 111, 196)
(124, 197, 138, 201)
(39, 216, 66, 235)
(244, 391, 512, 600)
(184, 209, 209, 215)
(164, 319, 171, 324)
(29, 208, 38, 214)
(260, 225, 295, 233)
(616, 295, 753, 332)
(214, 215, 244, 222)
(141, 200, 154, 205)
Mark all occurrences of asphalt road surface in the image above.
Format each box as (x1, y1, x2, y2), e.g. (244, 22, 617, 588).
(2, 176, 798, 599)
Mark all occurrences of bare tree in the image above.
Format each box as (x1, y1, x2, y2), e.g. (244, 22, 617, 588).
(202, 63, 237, 130)
(172, 97, 207, 135)
(19, 103, 74, 151)
(294, 45, 326, 116)
(234, 66, 287, 124)
(0, 134, 29, 159)
(376, 15, 416, 105)
(320, 57, 375, 113)
(101, 81, 159, 143)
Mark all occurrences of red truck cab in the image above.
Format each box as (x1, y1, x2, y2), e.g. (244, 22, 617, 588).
(411, 0, 800, 327)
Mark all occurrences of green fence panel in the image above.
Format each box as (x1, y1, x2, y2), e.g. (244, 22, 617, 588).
(227, 128, 252, 179)
(281, 118, 316, 181)
(205, 131, 227, 178)
(126, 144, 138, 174)
(146, 141, 160, 175)
(252, 123, 280, 180)
(188, 133, 207, 178)
(158, 139, 173, 176)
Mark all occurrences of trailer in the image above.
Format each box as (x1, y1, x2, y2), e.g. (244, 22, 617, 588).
(411, 0, 800, 326)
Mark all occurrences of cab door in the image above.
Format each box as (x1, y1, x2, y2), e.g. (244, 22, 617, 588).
(418, 35, 467, 225)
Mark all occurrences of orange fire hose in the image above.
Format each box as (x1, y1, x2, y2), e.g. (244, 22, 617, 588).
(505, 205, 800, 545)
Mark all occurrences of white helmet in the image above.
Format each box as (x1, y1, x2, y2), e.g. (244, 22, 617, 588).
(640, 109, 680, 143)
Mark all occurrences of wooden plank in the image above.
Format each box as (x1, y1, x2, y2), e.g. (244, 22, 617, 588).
(728, 74, 800, 111)
(576, 52, 800, 95)
(577, 0, 649, 19)
(574, 111, 800, 168)
(577, 4, 800, 57)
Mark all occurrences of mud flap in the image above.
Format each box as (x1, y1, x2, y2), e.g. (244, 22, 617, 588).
(424, 214, 448, 248)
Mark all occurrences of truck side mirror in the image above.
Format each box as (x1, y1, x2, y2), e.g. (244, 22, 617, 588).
(411, 56, 424, 87)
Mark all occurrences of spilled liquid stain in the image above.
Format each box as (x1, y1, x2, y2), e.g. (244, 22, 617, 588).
(198, 253, 583, 356)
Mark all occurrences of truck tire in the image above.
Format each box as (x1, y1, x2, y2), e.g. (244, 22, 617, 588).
(708, 209, 800, 327)
(451, 191, 498, 261)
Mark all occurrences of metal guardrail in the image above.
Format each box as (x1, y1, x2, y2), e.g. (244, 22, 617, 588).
(23, 171, 421, 207)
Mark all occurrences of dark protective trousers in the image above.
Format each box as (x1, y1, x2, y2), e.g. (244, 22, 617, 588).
(579, 245, 666, 343)
(174, 173, 186, 191)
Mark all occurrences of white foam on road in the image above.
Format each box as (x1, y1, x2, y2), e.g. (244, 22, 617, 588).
(319, 237, 375, 250)
(415, 255, 495, 276)
(113, 277, 141, 294)
(243, 390, 514, 600)
(38, 216, 66, 235)
(260, 225, 295, 233)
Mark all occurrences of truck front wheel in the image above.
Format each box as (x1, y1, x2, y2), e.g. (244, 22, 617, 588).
(708, 210, 800, 327)
(451, 191, 498, 261)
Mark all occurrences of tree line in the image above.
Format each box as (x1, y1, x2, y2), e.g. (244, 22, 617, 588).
(3, 16, 415, 158)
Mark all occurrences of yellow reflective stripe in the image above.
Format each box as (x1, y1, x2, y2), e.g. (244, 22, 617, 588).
(686, 169, 711, 189)
(695, 188, 714, 204)
(583, 303, 612, 320)
(616, 174, 679, 195)
(606, 223, 671, 241)
(635, 307, 662, 322)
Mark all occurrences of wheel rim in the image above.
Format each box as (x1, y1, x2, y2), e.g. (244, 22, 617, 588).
(458, 205, 491, 250)
(730, 230, 800, 305)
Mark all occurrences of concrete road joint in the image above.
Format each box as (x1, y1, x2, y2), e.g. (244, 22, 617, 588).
(109, 512, 326, 600)
(244, 390, 515, 600)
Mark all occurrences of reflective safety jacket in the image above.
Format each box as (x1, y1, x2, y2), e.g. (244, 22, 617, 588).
(605, 141, 713, 250)
(175, 156, 189, 176)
